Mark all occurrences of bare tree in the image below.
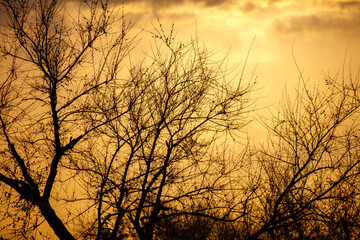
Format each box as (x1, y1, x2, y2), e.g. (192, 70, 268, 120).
(72, 25, 254, 240)
(245, 64, 360, 240)
(154, 203, 243, 240)
(0, 0, 254, 239)
(7, 1, 358, 239)
(0, 0, 134, 239)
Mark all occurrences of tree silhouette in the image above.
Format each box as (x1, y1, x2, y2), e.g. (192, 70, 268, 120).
(244, 66, 360, 240)
(74, 26, 253, 239)
(0, 0, 253, 239)
(0, 0, 134, 238)
(2, 0, 360, 240)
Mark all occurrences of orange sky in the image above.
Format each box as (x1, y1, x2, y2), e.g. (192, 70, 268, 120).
(2, 0, 359, 138)
(116, 0, 360, 139)
(121, 0, 360, 97)
(0, 1, 358, 237)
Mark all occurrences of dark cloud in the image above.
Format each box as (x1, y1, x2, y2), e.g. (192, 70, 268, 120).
(273, 13, 360, 34)
(272, 0, 360, 34)
(337, 1, 360, 10)
(121, 0, 184, 7)
(239, 1, 280, 14)
(267, 0, 282, 5)
(201, 0, 232, 7)
(118, 0, 232, 8)
(241, 2, 257, 13)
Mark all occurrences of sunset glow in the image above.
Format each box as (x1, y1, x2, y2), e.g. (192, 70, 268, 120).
(123, 0, 360, 107)
(1, 0, 360, 239)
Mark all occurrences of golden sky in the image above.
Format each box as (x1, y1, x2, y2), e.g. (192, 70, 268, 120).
(2, 0, 358, 138)
(0, 0, 358, 237)
(116, 0, 360, 139)
(2, 0, 359, 113)
(120, 0, 360, 107)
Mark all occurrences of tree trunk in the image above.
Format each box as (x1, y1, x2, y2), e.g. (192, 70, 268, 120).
(38, 199, 76, 240)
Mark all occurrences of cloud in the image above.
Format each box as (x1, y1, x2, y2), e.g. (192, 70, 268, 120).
(273, 12, 360, 34)
(118, 0, 232, 8)
(238, 1, 281, 14)
(241, 2, 257, 13)
(272, 0, 360, 34)
(200, 0, 232, 7)
(121, 0, 184, 7)
(336, 1, 360, 10)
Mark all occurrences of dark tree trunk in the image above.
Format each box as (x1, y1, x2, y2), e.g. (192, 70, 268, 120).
(38, 200, 76, 240)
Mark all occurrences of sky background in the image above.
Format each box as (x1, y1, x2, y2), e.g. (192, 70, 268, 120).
(121, 0, 360, 95)
(116, 0, 360, 138)
(2, 0, 359, 138)
(0, 0, 358, 237)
